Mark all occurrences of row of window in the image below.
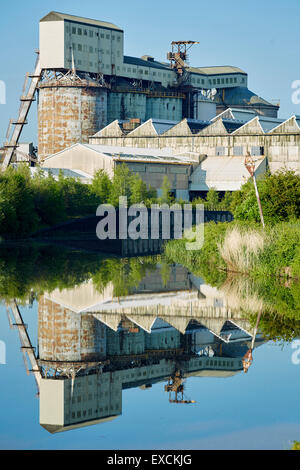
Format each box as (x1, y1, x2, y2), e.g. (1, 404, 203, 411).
(217, 146, 265, 156)
(66, 24, 121, 42)
(69, 403, 120, 420)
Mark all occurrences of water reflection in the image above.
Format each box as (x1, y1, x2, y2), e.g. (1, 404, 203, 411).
(6, 260, 268, 434)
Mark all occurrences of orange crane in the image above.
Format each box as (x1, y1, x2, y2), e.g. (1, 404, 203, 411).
(164, 370, 196, 404)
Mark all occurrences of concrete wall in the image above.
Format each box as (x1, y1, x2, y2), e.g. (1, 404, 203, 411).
(90, 132, 300, 174)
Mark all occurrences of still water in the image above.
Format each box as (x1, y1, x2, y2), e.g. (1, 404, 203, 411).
(0, 244, 299, 450)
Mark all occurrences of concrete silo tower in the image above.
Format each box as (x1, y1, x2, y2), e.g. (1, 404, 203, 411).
(37, 12, 124, 159)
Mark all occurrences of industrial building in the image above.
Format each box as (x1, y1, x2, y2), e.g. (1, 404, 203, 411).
(2, 11, 285, 168)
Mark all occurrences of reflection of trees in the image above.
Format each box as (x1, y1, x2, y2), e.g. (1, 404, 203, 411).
(0, 244, 160, 303)
(92, 256, 158, 297)
(219, 274, 300, 342)
(0, 244, 105, 302)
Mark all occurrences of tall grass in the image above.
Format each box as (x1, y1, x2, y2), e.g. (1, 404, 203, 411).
(218, 226, 265, 273)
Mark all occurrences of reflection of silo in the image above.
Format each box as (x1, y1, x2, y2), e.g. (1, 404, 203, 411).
(38, 78, 107, 160)
(38, 296, 106, 363)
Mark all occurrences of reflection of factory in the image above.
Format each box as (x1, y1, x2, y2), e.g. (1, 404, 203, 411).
(7, 264, 265, 434)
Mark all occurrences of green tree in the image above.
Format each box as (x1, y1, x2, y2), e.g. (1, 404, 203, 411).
(206, 188, 219, 209)
(90, 169, 113, 204)
(161, 176, 173, 204)
(108, 164, 133, 206)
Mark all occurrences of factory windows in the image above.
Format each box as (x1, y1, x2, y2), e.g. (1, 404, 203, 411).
(90, 30, 94, 38)
(112, 35, 115, 40)
(216, 146, 225, 156)
(153, 72, 156, 76)
(127, 68, 131, 72)
(84, 29, 87, 36)
(226, 78, 229, 83)
(72, 27, 76, 34)
(251, 146, 264, 156)
(101, 33, 104, 38)
(230, 78, 233, 83)
(217, 79, 220, 84)
(213, 79, 216, 84)
(133, 68, 136, 73)
(78, 28, 82, 35)
(233, 146, 244, 156)
(106, 34, 110, 39)
(145, 70, 148, 75)
(117, 36, 121, 42)
(221, 78, 224, 84)
(234, 77, 237, 83)
(78, 44, 82, 51)
(202, 79, 205, 84)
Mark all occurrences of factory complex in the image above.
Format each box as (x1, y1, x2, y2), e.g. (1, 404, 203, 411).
(2, 11, 300, 198)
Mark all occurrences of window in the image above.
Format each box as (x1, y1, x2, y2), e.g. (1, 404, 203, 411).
(233, 146, 243, 156)
(216, 146, 225, 156)
(78, 44, 82, 51)
(112, 35, 115, 40)
(89, 30, 94, 38)
(84, 29, 87, 36)
(117, 36, 121, 42)
(89, 46, 93, 53)
(251, 146, 264, 156)
(72, 27, 76, 34)
(78, 28, 82, 35)
(106, 34, 110, 39)
(101, 33, 104, 38)
(234, 77, 237, 83)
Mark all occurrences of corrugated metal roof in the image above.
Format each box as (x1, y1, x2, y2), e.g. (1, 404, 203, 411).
(40, 11, 122, 31)
(258, 116, 285, 133)
(151, 119, 179, 135)
(186, 119, 211, 133)
(189, 65, 247, 76)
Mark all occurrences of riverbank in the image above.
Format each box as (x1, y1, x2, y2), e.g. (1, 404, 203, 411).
(164, 221, 300, 281)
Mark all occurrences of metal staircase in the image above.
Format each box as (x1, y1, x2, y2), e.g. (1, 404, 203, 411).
(2, 52, 42, 170)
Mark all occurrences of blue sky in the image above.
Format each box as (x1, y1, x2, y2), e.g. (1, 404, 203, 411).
(0, 0, 299, 145)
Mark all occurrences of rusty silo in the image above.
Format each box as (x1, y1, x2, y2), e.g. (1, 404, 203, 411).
(38, 296, 107, 364)
(38, 76, 107, 161)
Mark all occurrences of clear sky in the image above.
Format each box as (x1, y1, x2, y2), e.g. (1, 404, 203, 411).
(0, 0, 299, 145)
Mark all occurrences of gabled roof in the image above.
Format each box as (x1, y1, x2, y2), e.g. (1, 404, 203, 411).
(40, 11, 123, 31)
(212, 108, 257, 123)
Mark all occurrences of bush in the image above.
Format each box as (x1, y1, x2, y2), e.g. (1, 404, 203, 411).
(232, 169, 300, 223)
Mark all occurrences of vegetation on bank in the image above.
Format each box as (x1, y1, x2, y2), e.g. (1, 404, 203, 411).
(164, 220, 300, 279)
(0, 164, 158, 238)
(192, 169, 300, 223)
(165, 169, 300, 279)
